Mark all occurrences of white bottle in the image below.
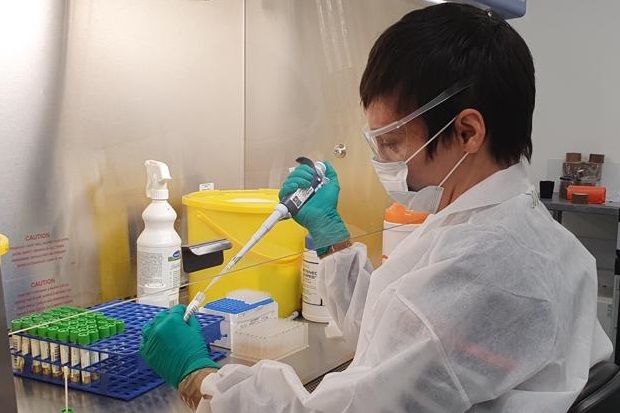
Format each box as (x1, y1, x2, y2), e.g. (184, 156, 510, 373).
(382, 203, 428, 263)
(301, 235, 333, 323)
(137, 160, 182, 307)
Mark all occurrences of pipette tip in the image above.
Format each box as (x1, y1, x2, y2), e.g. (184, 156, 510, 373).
(62, 366, 72, 413)
(183, 291, 206, 322)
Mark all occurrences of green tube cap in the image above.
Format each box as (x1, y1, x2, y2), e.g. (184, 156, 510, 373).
(89, 330, 100, 343)
(47, 326, 59, 340)
(20, 319, 31, 333)
(108, 323, 117, 336)
(98, 325, 110, 339)
(116, 320, 125, 333)
(11, 319, 22, 332)
(57, 329, 69, 343)
(77, 332, 90, 346)
(60, 408, 74, 413)
(69, 330, 78, 344)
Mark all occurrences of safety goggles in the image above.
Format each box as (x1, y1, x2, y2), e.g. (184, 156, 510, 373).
(362, 82, 473, 161)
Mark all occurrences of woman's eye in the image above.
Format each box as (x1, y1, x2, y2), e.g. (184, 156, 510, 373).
(379, 141, 400, 152)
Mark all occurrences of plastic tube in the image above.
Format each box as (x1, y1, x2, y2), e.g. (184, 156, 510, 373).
(57, 329, 70, 379)
(20, 320, 31, 373)
(78, 333, 91, 385)
(39, 326, 51, 376)
(69, 330, 80, 383)
(30, 325, 42, 375)
(47, 326, 60, 379)
(11, 319, 23, 373)
(98, 324, 110, 364)
(89, 330, 100, 381)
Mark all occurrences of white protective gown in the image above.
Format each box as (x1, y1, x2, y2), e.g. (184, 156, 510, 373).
(198, 163, 613, 413)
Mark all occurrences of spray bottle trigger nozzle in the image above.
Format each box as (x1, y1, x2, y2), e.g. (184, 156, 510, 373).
(144, 160, 172, 199)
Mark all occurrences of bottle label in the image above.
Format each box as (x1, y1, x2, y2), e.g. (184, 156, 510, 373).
(302, 250, 323, 306)
(31, 340, 41, 367)
(70, 346, 80, 383)
(60, 344, 69, 365)
(21, 337, 30, 356)
(12, 335, 23, 371)
(137, 247, 181, 299)
(40, 342, 50, 373)
(50, 343, 61, 375)
(80, 348, 91, 383)
(291, 186, 315, 208)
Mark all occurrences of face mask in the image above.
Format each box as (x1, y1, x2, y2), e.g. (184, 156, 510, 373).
(371, 118, 469, 214)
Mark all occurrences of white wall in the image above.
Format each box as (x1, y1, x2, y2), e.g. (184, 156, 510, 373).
(511, 1, 620, 201)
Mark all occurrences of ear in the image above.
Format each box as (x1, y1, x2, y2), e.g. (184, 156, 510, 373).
(453, 109, 486, 154)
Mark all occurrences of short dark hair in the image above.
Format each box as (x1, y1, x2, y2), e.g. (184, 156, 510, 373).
(360, 4, 535, 165)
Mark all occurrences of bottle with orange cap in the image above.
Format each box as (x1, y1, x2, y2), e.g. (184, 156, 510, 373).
(382, 203, 428, 263)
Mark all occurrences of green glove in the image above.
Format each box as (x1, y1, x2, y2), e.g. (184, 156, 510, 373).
(279, 161, 350, 255)
(140, 305, 219, 388)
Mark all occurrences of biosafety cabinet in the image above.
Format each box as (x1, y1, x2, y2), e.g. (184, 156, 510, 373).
(0, 1, 420, 410)
(9, 1, 602, 412)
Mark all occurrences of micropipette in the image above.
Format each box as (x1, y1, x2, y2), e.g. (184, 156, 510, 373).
(183, 157, 328, 322)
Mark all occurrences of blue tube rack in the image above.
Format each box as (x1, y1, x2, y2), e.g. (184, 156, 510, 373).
(11, 300, 225, 400)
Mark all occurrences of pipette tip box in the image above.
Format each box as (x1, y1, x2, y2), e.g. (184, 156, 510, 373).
(232, 318, 308, 362)
(200, 294, 278, 349)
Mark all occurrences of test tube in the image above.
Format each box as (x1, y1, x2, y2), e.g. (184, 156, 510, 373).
(88, 329, 100, 381)
(11, 319, 23, 373)
(39, 326, 51, 376)
(78, 333, 91, 385)
(47, 326, 62, 379)
(98, 325, 110, 365)
(57, 329, 70, 376)
(116, 320, 125, 334)
(30, 325, 42, 375)
(108, 321, 118, 336)
(69, 330, 80, 383)
(20, 319, 31, 372)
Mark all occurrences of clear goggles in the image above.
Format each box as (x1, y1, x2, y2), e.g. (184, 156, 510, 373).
(362, 82, 472, 162)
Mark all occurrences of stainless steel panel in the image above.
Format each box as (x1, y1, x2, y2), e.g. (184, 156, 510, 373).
(0, 0, 245, 318)
(0, 1, 71, 321)
(0, 255, 18, 412)
(244, 0, 423, 266)
(1, 2, 431, 408)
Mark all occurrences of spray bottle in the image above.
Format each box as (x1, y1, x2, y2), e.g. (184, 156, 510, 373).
(137, 160, 182, 307)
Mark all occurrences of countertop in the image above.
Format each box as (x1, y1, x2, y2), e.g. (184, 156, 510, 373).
(15, 320, 354, 412)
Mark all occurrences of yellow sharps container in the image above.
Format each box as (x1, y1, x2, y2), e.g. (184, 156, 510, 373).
(0, 234, 7, 264)
(0, 234, 8, 291)
(182, 189, 307, 317)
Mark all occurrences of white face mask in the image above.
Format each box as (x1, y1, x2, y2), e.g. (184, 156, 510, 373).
(371, 118, 469, 214)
